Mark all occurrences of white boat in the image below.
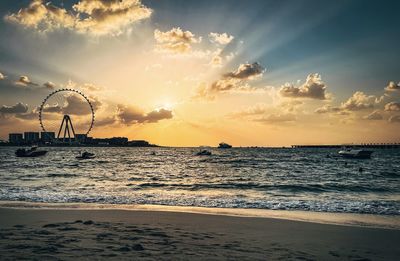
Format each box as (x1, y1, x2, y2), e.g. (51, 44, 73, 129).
(338, 149, 373, 159)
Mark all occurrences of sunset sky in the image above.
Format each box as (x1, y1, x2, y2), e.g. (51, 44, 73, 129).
(0, 0, 399, 146)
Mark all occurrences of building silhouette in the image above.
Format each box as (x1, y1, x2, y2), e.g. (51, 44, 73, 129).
(9, 133, 24, 145)
(24, 132, 40, 143)
(5, 131, 155, 147)
(41, 132, 55, 143)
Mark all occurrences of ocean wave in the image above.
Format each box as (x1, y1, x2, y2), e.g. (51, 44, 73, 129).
(133, 182, 394, 193)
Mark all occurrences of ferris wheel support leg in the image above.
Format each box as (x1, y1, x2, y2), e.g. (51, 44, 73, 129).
(68, 116, 77, 138)
(57, 117, 66, 139)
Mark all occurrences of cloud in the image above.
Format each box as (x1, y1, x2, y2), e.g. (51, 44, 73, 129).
(209, 32, 234, 45)
(279, 100, 304, 112)
(384, 102, 400, 111)
(154, 27, 201, 55)
(315, 91, 377, 115)
(116, 105, 173, 124)
(314, 105, 342, 114)
(385, 81, 400, 92)
(43, 81, 56, 89)
(0, 102, 29, 114)
(15, 75, 38, 87)
(210, 49, 223, 67)
(228, 103, 268, 119)
(93, 116, 117, 127)
(145, 108, 174, 123)
(41, 103, 63, 113)
(223, 62, 264, 79)
(41, 93, 101, 115)
(81, 83, 103, 92)
(15, 111, 39, 120)
(5, 0, 75, 32)
(229, 101, 302, 123)
(363, 110, 383, 120)
(340, 91, 375, 111)
(73, 0, 152, 36)
(5, 0, 152, 36)
(194, 62, 265, 100)
(254, 113, 296, 123)
(388, 115, 400, 123)
(279, 73, 327, 100)
(154, 27, 201, 44)
(0, 72, 5, 80)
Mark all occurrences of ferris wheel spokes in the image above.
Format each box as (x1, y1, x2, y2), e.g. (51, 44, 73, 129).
(39, 89, 95, 144)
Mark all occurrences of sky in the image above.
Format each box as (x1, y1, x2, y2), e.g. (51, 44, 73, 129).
(0, 0, 399, 147)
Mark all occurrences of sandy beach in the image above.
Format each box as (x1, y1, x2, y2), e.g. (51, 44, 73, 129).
(0, 204, 399, 260)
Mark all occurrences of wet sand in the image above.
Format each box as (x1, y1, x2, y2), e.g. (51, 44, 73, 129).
(0, 206, 399, 260)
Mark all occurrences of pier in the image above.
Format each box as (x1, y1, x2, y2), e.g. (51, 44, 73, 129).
(291, 143, 400, 149)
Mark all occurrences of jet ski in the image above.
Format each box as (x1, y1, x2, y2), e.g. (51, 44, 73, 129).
(76, 151, 96, 160)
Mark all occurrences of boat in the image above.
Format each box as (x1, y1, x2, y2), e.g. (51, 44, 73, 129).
(338, 149, 373, 159)
(218, 142, 232, 149)
(196, 149, 212, 156)
(76, 151, 96, 160)
(15, 147, 48, 157)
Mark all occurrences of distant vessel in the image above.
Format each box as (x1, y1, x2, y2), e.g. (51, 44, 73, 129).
(338, 149, 373, 159)
(15, 147, 48, 157)
(218, 142, 232, 149)
(196, 148, 212, 156)
(76, 151, 96, 160)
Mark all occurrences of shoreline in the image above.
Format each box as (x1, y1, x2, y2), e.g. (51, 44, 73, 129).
(1, 201, 399, 230)
(1, 205, 399, 260)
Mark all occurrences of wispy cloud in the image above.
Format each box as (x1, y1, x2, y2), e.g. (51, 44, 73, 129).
(363, 110, 383, 120)
(209, 32, 234, 45)
(154, 27, 202, 55)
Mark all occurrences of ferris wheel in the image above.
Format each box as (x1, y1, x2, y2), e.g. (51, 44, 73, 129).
(39, 89, 95, 142)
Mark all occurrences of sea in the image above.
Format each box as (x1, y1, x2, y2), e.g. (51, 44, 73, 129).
(0, 147, 399, 215)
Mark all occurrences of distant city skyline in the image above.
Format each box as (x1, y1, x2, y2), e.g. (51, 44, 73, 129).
(0, 0, 399, 146)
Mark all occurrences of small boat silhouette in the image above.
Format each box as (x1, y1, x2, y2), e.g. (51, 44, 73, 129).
(196, 149, 212, 156)
(15, 147, 48, 157)
(218, 142, 232, 149)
